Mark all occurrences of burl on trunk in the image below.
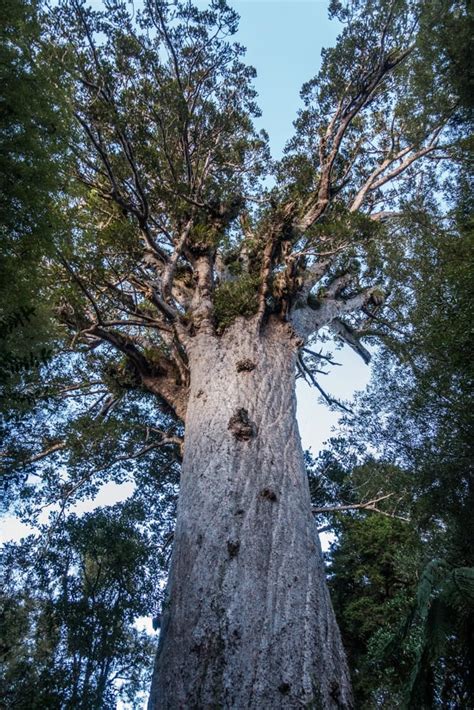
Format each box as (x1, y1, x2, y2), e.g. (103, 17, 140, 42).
(148, 317, 352, 709)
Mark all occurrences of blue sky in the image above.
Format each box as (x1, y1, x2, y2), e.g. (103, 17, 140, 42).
(230, 1, 340, 159)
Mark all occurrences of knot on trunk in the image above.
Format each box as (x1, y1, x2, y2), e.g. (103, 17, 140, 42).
(235, 358, 256, 372)
(227, 539, 240, 558)
(259, 487, 278, 502)
(228, 408, 257, 441)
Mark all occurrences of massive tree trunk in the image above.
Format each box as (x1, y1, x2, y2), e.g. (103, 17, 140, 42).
(148, 317, 353, 709)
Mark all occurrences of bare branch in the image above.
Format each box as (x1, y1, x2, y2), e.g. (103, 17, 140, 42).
(311, 493, 410, 532)
(12, 442, 67, 468)
(329, 318, 372, 364)
(297, 45, 414, 231)
(313, 492, 393, 513)
(313, 493, 409, 522)
(297, 353, 353, 413)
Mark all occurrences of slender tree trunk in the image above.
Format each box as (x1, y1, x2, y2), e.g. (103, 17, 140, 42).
(148, 317, 353, 709)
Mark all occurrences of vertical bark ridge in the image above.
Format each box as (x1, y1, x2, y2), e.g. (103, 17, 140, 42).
(149, 317, 353, 709)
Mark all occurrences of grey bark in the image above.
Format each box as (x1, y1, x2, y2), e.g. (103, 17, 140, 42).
(148, 317, 353, 709)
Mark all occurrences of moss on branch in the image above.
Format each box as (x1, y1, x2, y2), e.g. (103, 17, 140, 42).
(213, 274, 260, 330)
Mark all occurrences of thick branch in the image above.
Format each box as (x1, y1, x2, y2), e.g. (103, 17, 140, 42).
(13, 442, 67, 469)
(329, 318, 372, 364)
(89, 325, 188, 420)
(291, 284, 377, 344)
(350, 140, 441, 213)
(297, 46, 414, 231)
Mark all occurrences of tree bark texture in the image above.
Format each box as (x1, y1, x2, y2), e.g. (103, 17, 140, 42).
(148, 317, 353, 709)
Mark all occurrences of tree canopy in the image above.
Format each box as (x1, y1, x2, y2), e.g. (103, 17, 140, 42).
(1, 0, 472, 705)
(2, 0, 466, 502)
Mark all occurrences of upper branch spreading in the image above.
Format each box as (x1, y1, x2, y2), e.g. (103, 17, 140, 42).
(43, 0, 461, 423)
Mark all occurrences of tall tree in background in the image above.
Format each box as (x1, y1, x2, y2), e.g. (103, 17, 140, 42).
(309, 18, 473, 696)
(1, 502, 160, 709)
(326, 184, 474, 707)
(1, 0, 468, 706)
(0, 0, 70, 379)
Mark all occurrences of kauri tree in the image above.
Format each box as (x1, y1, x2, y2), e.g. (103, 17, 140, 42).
(1, 0, 467, 707)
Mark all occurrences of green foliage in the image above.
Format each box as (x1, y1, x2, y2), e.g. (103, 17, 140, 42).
(327, 508, 420, 704)
(1, 0, 472, 705)
(318, 181, 474, 704)
(1, 502, 161, 708)
(280, 0, 461, 201)
(374, 561, 474, 709)
(416, 0, 474, 122)
(51, 0, 269, 236)
(213, 274, 260, 330)
(0, 0, 72, 416)
(0, 0, 70, 313)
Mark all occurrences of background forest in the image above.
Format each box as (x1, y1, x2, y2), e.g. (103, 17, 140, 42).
(1, 0, 473, 707)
